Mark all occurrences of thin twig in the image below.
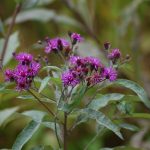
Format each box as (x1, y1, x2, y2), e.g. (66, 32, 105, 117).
(28, 89, 55, 117)
(64, 112, 68, 150)
(54, 116, 62, 148)
(1, 3, 22, 64)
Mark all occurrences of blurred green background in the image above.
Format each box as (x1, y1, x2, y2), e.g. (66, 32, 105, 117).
(0, 0, 150, 149)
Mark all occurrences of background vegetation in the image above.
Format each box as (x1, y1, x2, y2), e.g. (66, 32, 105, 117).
(0, 0, 150, 149)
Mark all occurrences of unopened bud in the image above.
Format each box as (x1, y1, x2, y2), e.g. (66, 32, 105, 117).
(125, 54, 130, 60)
(104, 41, 111, 50)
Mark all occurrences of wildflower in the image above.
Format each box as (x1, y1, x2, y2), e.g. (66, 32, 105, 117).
(61, 71, 79, 87)
(103, 67, 117, 81)
(87, 73, 104, 86)
(15, 52, 33, 65)
(5, 52, 40, 91)
(5, 69, 15, 81)
(108, 48, 121, 60)
(84, 57, 102, 71)
(69, 56, 82, 65)
(45, 38, 70, 53)
(71, 33, 83, 44)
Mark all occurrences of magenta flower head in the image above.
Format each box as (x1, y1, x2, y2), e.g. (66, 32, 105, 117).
(61, 71, 79, 87)
(15, 52, 33, 65)
(108, 48, 121, 61)
(5, 52, 40, 91)
(71, 32, 83, 44)
(69, 56, 82, 66)
(85, 57, 102, 71)
(45, 38, 70, 53)
(103, 67, 117, 81)
(87, 73, 104, 86)
(5, 69, 15, 81)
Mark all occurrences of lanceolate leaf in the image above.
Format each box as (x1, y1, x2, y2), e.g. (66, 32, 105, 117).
(88, 93, 124, 110)
(41, 66, 61, 72)
(12, 120, 40, 150)
(114, 79, 150, 109)
(0, 107, 19, 126)
(81, 108, 123, 139)
(38, 76, 50, 93)
(119, 123, 139, 131)
(3, 31, 19, 65)
(22, 110, 46, 122)
(123, 113, 150, 119)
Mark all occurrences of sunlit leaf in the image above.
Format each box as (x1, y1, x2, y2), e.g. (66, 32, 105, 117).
(0, 107, 19, 126)
(88, 93, 124, 110)
(81, 108, 123, 139)
(12, 120, 40, 150)
(38, 76, 50, 93)
(22, 110, 46, 122)
(6, 9, 55, 23)
(114, 79, 150, 109)
(17, 95, 35, 100)
(3, 31, 19, 65)
(41, 66, 61, 72)
(119, 123, 139, 131)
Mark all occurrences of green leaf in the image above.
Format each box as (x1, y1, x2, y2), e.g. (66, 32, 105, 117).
(119, 123, 139, 131)
(81, 108, 123, 139)
(0, 19, 4, 35)
(41, 66, 61, 72)
(6, 9, 55, 23)
(3, 31, 19, 65)
(115, 79, 150, 109)
(31, 145, 53, 150)
(22, 110, 46, 122)
(17, 95, 35, 100)
(12, 120, 40, 150)
(124, 113, 150, 119)
(38, 76, 50, 93)
(88, 93, 124, 110)
(117, 101, 134, 114)
(62, 84, 87, 112)
(42, 121, 62, 139)
(71, 113, 89, 130)
(17, 95, 55, 104)
(0, 107, 19, 126)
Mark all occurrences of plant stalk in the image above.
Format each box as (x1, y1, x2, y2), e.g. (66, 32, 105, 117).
(1, 3, 22, 64)
(64, 112, 68, 150)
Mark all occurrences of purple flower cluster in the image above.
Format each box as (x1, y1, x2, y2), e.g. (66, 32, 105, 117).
(45, 38, 70, 53)
(108, 48, 121, 63)
(71, 33, 83, 44)
(61, 55, 118, 87)
(5, 52, 40, 91)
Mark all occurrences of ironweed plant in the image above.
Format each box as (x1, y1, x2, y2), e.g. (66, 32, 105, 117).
(2, 32, 150, 150)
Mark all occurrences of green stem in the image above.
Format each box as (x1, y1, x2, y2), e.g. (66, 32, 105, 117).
(54, 116, 61, 148)
(64, 112, 68, 150)
(28, 89, 55, 117)
(1, 3, 22, 64)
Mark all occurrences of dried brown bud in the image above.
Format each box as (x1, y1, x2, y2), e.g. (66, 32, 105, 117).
(104, 41, 111, 50)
